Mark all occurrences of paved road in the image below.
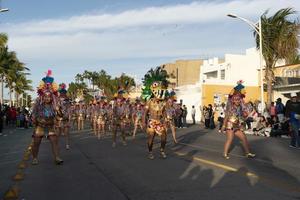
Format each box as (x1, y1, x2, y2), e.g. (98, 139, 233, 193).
(1, 125, 300, 200)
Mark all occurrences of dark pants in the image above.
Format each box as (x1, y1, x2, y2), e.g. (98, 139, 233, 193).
(177, 116, 183, 128)
(245, 117, 253, 130)
(192, 114, 195, 125)
(218, 117, 224, 130)
(205, 119, 210, 128)
(183, 116, 187, 127)
(290, 122, 300, 147)
(0, 118, 3, 133)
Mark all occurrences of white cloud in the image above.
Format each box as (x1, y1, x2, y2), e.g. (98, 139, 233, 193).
(3, 0, 299, 35)
(2, 0, 299, 93)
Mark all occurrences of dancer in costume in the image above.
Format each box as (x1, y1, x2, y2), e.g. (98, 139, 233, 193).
(132, 100, 144, 138)
(107, 103, 113, 132)
(165, 97, 178, 143)
(31, 70, 63, 165)
(55, 83, 71, 150)
(76, 102, 85, 131)
(70, 103, 77, 130)
(91, 100, 99, 136)
(111, 89, 128, 148)
(86, 101, 93, 130)
(142, 66, 170, 159)
(122, 99, 132, 136)
(96, 99, 107, 139)
(221, 80, 256, 159)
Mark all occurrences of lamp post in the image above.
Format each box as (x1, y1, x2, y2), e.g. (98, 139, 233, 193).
(0, 8, 8, 12)
(227, 14, 264, 111)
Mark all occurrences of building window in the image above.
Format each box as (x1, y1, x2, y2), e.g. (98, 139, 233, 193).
(205, 71, 218, 79)
(220, 70, 225, 80)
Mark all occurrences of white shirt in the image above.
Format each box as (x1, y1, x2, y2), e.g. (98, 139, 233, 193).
(191, 108, 196, 115)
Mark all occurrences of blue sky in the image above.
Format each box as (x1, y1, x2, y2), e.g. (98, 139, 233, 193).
(0, 0, 299, 97)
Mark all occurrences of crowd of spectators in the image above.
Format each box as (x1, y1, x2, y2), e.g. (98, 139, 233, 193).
(0, 104, 32, 136)
(201, 94, 299, 141)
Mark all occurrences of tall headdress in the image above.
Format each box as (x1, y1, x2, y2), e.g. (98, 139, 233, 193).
(114, 79, 130, 100)
(37, 70, 58, 96)
(141, 66, 171, 101)
(58, 83, 68, 99)
(229, 80, 246, 99)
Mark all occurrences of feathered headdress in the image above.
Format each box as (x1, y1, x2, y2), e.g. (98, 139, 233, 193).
(58, 83, 67, 94)
(229, 80, 246, 98)
(37, 70, 58, 96)
(141, 66, 169, 101)
(114, 80, 130, 99)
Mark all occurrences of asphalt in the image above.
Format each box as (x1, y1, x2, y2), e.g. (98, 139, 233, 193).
(0, 125, 300, 200)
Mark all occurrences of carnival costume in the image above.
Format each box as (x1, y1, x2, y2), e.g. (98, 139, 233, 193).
(222, 80, 256, 159)
(96, 97, 108, 139)
(142, 66, 172, 159)
(132, 101, 145, 138)
(76, 103, 85, 131)
(165, 97, 177, 143)
(112, 83, 133, 147)
(31, 70, 63, 165)
(55, 83, 71, 150)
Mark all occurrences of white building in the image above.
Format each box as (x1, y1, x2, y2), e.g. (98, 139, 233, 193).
(175, 48, 285, 122)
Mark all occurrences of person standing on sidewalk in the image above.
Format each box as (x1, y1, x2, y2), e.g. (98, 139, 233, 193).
(182, 105, 188, 128)
(0, 103, 3, 136)
(276, 98, 285, 123)
(218, 103, 225, 133)
(285, 93, 300, 149)
(191, 105, 196, 125)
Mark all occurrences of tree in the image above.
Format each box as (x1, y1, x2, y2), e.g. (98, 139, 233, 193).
(0, 33, 8, 47)
(0, 33, 32, 106)
(254, 8, 300, 107)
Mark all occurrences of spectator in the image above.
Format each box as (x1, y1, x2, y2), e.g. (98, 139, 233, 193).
(270, 102, 276, 118)
(191, 105, 196, 125)
(253, 116, 270, 137)
(182, 105, 188, 128)
(0, 103, 3, 136)
(285, 93, 300, 148)
(10, 107, 17, 127)
(203, 106, 210, 128)
(245, 102, 256, 130)
(175, 103, 183, 128)
(218, 103, 225, 133)
(208, 104, 215, 129)
(257, 101, 266, 116)
(276, 98, 285, 123)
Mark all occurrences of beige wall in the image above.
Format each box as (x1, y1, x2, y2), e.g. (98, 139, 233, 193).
(162, 59, 203, 87)
(273, 64, 300, 77)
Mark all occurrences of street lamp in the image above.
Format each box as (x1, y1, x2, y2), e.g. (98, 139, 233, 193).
(0, 8, 8, 12)
(227, 13, 265, 111)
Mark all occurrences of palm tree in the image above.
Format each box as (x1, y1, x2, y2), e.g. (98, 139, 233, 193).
(0, 33, 7, 47)
(254, 8, 300, 106)
(14, 74, 33, 107)
(0, 33, 8, 103)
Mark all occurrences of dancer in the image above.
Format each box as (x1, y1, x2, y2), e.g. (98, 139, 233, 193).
(221, 80, 256, 159)
(97, 100, 107, 139)
(132, 102, 144, 138)
(122, 99, 132, 136)
(31, 70, 63, 165)
(91, 100, 99, 136)
(112, 90, 128, 148)
(165, 98, 177, 143)
(55, 83, 71, 150)
(76, 102, 85, 131)
(142, 66, 170, 160)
